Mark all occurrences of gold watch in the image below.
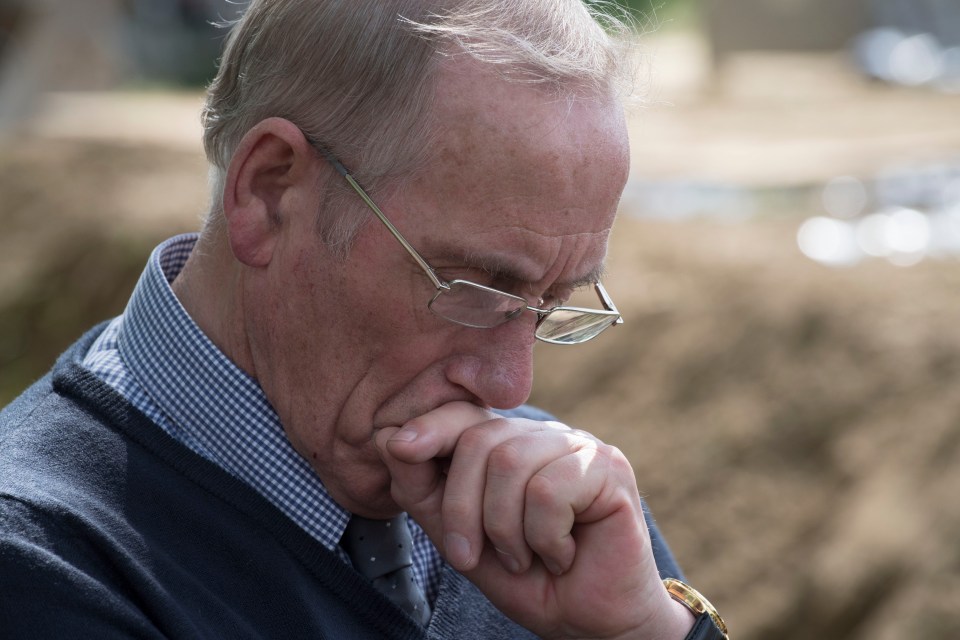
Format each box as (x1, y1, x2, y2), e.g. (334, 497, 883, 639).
(663, 578, 729, 639)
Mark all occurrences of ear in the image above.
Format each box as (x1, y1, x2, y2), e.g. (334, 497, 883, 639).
(222, 117, 317, 267)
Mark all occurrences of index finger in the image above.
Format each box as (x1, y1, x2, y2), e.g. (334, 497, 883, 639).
(381, 401, 497, 463)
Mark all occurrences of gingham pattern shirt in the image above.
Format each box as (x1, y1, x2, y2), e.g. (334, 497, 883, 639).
(83, 233, 443, 605)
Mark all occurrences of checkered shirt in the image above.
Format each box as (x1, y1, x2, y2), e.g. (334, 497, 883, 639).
(83, 233, 443, 604)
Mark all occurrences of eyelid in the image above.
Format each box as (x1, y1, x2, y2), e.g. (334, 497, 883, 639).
(540, 283, 581, 307)
(435, 265, 501, 286)
(441, 250, 605, 292)
(438, 260, 599, 305)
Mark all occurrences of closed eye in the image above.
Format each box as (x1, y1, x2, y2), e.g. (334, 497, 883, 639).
(539, 288, 574, 309)
(541, 283, 595, 309)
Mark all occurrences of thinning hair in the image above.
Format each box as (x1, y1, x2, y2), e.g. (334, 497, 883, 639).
(201, 0, 635, 249)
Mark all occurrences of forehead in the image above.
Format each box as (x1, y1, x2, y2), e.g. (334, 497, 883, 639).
(428, 62, 629, 188)
(396, 62, 630, 284)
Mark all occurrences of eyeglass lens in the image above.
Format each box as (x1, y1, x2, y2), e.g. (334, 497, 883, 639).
(535, 309, 619, 344)
(428, 280, 617, 344)
(428, 281, 526, 329)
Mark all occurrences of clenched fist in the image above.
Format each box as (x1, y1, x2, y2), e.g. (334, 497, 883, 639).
(375, 401, 695, 640)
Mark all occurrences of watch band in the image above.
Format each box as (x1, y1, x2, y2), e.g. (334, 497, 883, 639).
(663, 578, 729, 640)
(683, 611, 727, 640)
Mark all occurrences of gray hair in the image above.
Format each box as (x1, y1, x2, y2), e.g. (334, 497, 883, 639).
(201, 0, 635, 248)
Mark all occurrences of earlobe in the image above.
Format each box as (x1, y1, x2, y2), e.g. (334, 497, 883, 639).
(221, 117, 316, 268)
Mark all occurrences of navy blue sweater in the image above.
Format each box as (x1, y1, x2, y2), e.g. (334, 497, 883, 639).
(0, 328, 682, 639)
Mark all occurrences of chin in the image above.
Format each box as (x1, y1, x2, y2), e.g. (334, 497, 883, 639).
(325, 461, 400, 518)
(337, 489, 402, 519)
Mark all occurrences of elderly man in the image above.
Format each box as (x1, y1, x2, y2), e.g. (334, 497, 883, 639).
(0, 1, 727, 638)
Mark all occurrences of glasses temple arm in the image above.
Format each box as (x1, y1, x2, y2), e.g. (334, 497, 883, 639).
(312, 143, 446, 291)
(310, 138, 623, 330)
(596, 282, 624, 325)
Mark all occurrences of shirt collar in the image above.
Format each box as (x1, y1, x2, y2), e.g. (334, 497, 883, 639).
(118, 233, 351, 549)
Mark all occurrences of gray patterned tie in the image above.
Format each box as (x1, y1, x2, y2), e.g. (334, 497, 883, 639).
(341, 513, 432, 625)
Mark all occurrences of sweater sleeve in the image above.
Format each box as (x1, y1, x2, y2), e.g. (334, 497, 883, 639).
(0, 496, 172, 640)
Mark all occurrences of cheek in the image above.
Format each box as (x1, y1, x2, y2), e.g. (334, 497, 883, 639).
(370, 326, 460, 387)
(348, 329, 470, 429)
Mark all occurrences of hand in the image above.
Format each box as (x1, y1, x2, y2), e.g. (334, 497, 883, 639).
(374, 401, 695, 640)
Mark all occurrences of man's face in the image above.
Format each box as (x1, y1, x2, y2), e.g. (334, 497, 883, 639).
(248, 64, 630, 517)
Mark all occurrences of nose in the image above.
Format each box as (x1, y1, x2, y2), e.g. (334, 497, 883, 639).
(444, 318, 537, 410)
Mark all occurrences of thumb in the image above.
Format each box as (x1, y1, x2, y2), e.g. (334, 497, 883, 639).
(374, 427, 446, 543)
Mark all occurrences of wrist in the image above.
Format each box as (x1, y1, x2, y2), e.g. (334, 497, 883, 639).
(664, 597, 699, 639)
(599, 582, 696, 640)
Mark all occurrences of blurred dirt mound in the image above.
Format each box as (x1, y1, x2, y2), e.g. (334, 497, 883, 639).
(0, 228, 153, 400)
(0, 137, 204, 400)
(531, 216, 960, 639)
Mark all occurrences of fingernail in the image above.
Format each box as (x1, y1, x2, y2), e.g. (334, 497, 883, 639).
(444, 532, 472, 569)
(544, 559, 566, 576)
(390, 427, 418, 443)
(496, 548, 522, 574)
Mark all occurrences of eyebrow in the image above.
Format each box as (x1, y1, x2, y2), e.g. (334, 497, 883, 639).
(441, 247, 607, 289)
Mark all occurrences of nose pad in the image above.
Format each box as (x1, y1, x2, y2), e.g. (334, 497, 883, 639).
(532, 308, 549, 327)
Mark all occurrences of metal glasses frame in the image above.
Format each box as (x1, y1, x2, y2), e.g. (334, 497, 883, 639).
(311, 141, 623, 344)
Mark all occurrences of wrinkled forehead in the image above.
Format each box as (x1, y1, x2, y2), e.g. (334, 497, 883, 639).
(424, 64, 627, 214)
(396, 62, 629, 285)
(430, 60, 629, 178)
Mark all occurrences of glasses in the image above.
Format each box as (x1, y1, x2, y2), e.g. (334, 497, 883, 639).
(312, 143, 623, 345)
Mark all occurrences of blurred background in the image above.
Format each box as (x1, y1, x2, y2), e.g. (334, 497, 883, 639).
(1, 1, 959, 638)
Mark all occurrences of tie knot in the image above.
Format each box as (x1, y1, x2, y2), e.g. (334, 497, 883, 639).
(341, 514, 414, 580)
(341, 513, 432, 625)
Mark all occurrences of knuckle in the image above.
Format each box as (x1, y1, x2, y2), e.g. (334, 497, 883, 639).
(601, 444, 635, 475)
(487, 440, 525, 478)
(456, 419, 506, 451)
(442, 493, 476, 521)
(483, 514, 514, 543)
(523, 518, 565, 555)
(525, 472, 559, 510)
(455, 426, 487, 451)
